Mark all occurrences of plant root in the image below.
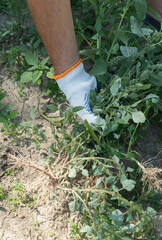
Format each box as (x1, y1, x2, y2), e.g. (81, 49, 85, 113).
(136, 160, 162, 191)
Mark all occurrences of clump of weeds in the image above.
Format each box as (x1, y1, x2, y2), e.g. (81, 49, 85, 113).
(0, 0, 162, 239)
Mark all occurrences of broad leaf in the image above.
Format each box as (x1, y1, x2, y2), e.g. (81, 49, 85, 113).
(25, 51, 38, 65)
(110, 78, 121, 97)
(46, 104, 58, 112)
(41, 56, 50, 66)
(80, 225, 93, 236)
(10, 110, 17, 119)
(121, 179, 136, 191)
(120, 46, 138, 58)
(88, 198, 100, 207)
(73, 106, 84, 112)
(132, 111, 146, 123)
(95, 16, 101, 32)
(90, 59, 107, 76)
(147, 6, 162, 20)
(149, 73, 162, 86)
(106, 121, 118, 134)
(109, 209, 123, 222)
(68, 168, 76, 178)
(82, 169, 89, 177)
(122, 224, 136, 233)
(130, 16, 142, 37)
(30, 106, 36, 121)
(69, 201, 78, 213)
(135, 0, 147, 20)
(32, 70, 43, 83)
(141, 28, 153, 36)
(20, 72, 32, 83)
(147, 207, 156, 216)
(96, 177, 104, 186)
(79, 49, 95, 59)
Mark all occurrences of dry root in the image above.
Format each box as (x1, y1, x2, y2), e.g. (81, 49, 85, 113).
(136, 161, 162, 191)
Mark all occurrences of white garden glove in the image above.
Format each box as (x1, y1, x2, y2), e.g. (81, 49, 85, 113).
(53, 58, 98, 125)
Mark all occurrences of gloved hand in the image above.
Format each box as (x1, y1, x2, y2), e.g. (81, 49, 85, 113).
(53, 58, 98, 125)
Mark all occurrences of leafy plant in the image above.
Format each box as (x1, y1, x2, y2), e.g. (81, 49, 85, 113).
(0, 0, 161, 239)
(0, 186, 5, 200)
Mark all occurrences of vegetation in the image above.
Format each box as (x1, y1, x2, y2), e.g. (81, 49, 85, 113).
(0, 0, 161, 239)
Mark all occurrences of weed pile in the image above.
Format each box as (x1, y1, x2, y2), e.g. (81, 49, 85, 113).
(0, 0, 162, 239)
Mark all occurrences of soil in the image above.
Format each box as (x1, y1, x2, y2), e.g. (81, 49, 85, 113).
(0, 11, 162, 240)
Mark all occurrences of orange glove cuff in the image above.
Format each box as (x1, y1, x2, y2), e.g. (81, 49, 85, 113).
(52, 58, 82, 80)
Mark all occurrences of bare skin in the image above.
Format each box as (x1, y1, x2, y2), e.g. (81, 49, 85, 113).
(26, 0, 79, 75)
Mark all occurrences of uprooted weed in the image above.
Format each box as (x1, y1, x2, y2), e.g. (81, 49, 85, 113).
(0, 0, 162, 239)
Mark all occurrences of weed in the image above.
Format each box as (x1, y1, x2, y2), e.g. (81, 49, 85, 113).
(0, 186, 5, 200)
(32, 220, 42, 230)
(0, 0, 161, 239)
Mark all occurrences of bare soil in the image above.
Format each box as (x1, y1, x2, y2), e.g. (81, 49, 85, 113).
(0, 64, 82, 240)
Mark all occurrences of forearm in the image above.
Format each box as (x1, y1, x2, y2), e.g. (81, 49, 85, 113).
(26, 0, 79, 74)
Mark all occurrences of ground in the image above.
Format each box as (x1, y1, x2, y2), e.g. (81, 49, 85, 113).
(0, 10, 162, 240)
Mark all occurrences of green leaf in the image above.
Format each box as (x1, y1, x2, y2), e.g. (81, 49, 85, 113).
(0, 92, 5, 101)
(112, 155, 120, 164)
(149, 73, 162, 86)
(110, 78, 121, 97)
(68, 168, 76, 178)
(95, 16, 101, 32)
(20, 72, 33, 83)
(82, 169, 89, 177)
(79, 49, 95, 60)
(41, 56, 50, 66)
(127, 167, 134, 172)
(10, 110, 17, 119)
(106, 121, 118, 134)
(144, 93, 159, 101)
(146, 207, 156, 216)
(28, 66, 38, 71)
(141, 28, 153, 36)
(20, 122, 31, 128)
(120, 46, 138, 58)
(90, 59, 107, 76)
(123, 224, 136, 233)
(107, 176, 116, 184)
(46, 67, 54, 79)
(46, 104, 58, 112)
(147, 6, 162, 20)
(70, 222, 77, 230)
(130, 16, 142, 37)
(93, 166, 103, 176)
(131, 100, 142, 107)
(96, 177, 104, 186)
(25, 51, 38, 65)
(30, 106, 36, 121)
(0, 116, 5, 123)
(109, 209, 123, 222)
(84, 120, 101, 147)
(121, 179, 136, 191)
(132, 111, 146, 123)
(73, 106, 84, 112)
(69, 201, 78, 213)
(140, 70, 149, 80)
(80, 225, 93, 236)
(88, 198, 100, 207)
(135, 0, 147, 20)
(111, 43, 119, 55)
(32, 70, 43, 83)
(115, 31, 128, 45)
